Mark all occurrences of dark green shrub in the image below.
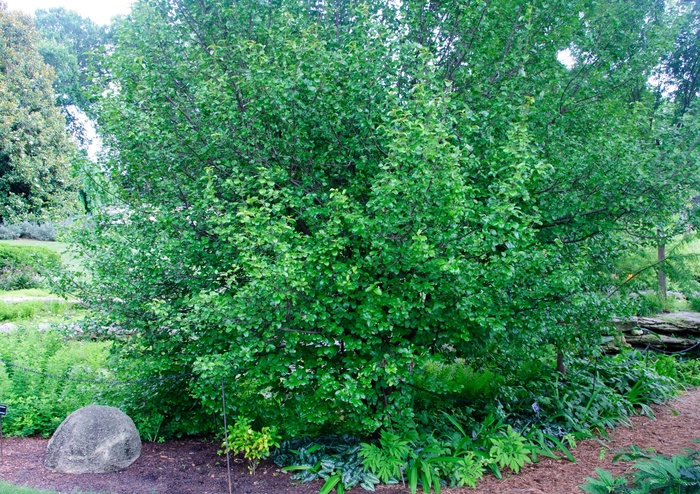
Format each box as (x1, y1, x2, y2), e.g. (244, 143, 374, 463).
(0, 244, 60, 290)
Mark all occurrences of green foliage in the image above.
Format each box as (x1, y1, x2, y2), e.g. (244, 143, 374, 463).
(0, 244, 61, 290)
(493, 351, 680, 439)
(66, 0, 700, 440)
(0, 481, 100, 494)
(635, 293, 683, 317)
(0, 325, 110, 437)
(273, 351, 694, 491)
(415, 360, 498, 407)
(581, 467, 630, 494)
(0, 5, 79, 223)
(34, 7, 110, 114)
(581, 446, 700, 493)
(220, 416, 281, 475)
(451, 452, 486, 489)
(359, 431, 412, 484)
(358, 420, 532, 493)
(616, 234, 700, 312)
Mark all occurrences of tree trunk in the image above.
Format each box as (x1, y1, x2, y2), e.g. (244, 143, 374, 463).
(658, 242, 667, 299)
(556, 350, 566, 376)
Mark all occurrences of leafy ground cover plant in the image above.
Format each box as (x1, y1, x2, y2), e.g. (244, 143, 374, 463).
(581, 444, 700, 493)
(273, 350, 697, 493)
(272, 435, 380, 492)
(219, 416, 281, 475)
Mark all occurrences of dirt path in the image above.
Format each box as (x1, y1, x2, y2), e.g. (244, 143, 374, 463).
(0, 389, 699, 494)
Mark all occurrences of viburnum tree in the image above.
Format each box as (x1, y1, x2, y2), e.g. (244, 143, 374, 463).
(70, 0, 700, 436)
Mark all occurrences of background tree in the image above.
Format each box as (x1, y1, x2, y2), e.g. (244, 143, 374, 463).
(34, 8, 115, 215)
(70, 0, 700, 437)
(652, 0, 700, 299)
(34, 8, 110, 114)
(0, 2, 78, 222)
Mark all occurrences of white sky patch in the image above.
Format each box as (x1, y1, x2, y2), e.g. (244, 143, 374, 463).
(66, 105, 102, 161)
(557, 48, 576, 69)
(4, 0, 133, 25)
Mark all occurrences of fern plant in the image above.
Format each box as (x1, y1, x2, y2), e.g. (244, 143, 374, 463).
(581, 444, 700, 493)
(359, 430, 412, 483)
(580, 467, 629, 493)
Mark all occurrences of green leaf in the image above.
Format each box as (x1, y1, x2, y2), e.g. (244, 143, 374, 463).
(319, 475, 341, 494)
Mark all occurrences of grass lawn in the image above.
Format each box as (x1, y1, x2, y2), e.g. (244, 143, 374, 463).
(0, 240, 82, 272)
(0, 481, 99, 494)
(0, 288, 56, 298)
(0, 240, 66, 253)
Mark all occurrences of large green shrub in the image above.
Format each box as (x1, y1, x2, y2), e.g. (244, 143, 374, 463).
(0, 244, 60, 290)
(66, 0, 700, 438)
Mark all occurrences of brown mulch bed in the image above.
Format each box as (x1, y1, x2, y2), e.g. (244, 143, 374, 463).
(1, 388, 700, 494)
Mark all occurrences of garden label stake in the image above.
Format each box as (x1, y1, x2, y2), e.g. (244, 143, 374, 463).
(221, 377, 232, 494)
(0, 404, 6, 462)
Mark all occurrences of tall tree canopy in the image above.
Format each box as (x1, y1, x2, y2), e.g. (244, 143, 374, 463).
(0, 3, 78, 222)
(74, 0, 700, 436)
(34, 7, 110, 112)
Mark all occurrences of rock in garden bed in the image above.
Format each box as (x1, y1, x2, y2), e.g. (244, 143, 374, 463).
(615, 311, 700, 351)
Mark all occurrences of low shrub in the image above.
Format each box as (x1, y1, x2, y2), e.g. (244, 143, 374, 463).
(220, 416, 281, 474)
(0, 221, 56, 241)
(0, 223, 22, 240)
(0, 244, 61, 290)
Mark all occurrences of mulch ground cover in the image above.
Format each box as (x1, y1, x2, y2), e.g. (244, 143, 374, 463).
(1, 388, 700, 494)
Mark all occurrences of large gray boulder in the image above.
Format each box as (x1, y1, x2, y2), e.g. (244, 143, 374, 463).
(45, 405, 141, 473)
